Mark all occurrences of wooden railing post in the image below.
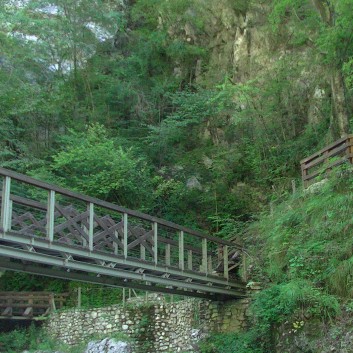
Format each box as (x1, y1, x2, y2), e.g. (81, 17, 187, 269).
(179, 231, 184, 270)
(153, 222, 158, 265)
(123, 213, 128, 259)
(88, 203, 94, 251)
(223, 245, 229, 280)
(77, 287, 82, 308)
(50, 293, 56, 311)
(140, 243, 146, 260)
(1, 176, 11, 232)
(208, 255, 212, 274)
(242, 250, 248, 282)
(165, 244, 171, 266)
(301, 163, 308, 188)
(187, 250, 193, 270)
(46, 190, 55, 242)
(346, 135, 353, 165)
(202, 238, 207, 274)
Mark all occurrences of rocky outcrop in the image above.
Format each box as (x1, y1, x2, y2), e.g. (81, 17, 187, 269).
(85, 339, 132, 353)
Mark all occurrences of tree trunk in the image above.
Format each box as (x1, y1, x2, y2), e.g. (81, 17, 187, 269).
(331, 69, 349, 137)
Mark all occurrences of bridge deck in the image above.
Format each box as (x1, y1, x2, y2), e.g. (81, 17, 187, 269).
(0, 168, 246, 300)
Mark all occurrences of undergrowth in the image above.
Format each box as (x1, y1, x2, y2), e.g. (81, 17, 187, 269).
(202, 172, 353, 352)
(0, 325, 130, 353)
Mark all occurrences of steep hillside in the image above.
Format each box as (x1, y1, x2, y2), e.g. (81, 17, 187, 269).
(0, 1, 353, 350)
(201, 171, 353, 352)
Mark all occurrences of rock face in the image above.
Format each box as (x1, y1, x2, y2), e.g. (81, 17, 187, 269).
(85, 339, 132, 353)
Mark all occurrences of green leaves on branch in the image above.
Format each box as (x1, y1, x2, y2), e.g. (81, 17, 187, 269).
(48, 124, 154, 209)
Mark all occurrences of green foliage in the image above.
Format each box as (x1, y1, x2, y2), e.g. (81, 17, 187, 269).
(0, 325, 130, 353)
(1, 3, 353, 353)
(0, 325, 37, 353)
(199, 331, 263, 353)
(46, 124, 154, 209)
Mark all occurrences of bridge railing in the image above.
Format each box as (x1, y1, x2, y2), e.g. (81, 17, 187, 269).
(0, 291, 68, 319)
(0, 167, 243, 281)
(301, 134, 353, 188)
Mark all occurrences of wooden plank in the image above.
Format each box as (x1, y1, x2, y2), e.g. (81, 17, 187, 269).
(9, 195, 46, 210)
(0, 168, 240, 248)
(127, 229, 153, 250)
(23, 307, 33, 317)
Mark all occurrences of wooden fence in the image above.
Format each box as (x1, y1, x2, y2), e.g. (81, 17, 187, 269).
(301, 134, 353, 188)
(0, 292, 68, 320)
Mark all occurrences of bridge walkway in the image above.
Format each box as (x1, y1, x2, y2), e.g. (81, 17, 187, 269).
(0, 168, 246, 300)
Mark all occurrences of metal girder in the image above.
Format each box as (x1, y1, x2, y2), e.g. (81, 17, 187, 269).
(0, 231, 246, 291)
(0, 258, 235, 300)
(0, 244, 246, 298)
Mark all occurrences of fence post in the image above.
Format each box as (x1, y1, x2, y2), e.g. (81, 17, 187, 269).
(1, 176, 11, 232)
(291, 179, 296, 194)
(50, 293, 56, 311)
(77, 287, 82, 308)
(153, 222, 158, 265)
(165, 244, 171, 266)
(202, 239, 207, 274)
(46, 190, 55, 242)
(347, 135, 353, 165)
(242, 251, 248, 282)
(123, 213, 128, 259)
(88, 203, 94, 251)
(187, 250, 193, 270)
(301, 162, 308, 188)
(223, 245, 229, 280)
(179, 231, 184, 270)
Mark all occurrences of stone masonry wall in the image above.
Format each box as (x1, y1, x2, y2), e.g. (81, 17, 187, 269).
(46, 297, 250, 353)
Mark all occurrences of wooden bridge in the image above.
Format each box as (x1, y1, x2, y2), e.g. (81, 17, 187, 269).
(0, 168, 246, 300)
(0, 292, 67, 320)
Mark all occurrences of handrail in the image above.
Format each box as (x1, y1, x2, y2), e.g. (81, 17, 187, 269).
(0, 291, 68, 318)
(0, 167, 241, 249)
(301, 135, 353, 187)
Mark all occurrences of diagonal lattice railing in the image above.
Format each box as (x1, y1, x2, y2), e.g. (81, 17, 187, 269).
(0, 167, 246, 300)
